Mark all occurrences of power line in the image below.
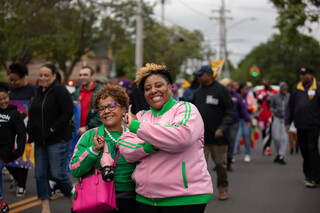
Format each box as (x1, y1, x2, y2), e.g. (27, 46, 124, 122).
(176, 0, 211, 18)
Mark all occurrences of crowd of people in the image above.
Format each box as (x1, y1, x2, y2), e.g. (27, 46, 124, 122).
(0, 62, 319, 213)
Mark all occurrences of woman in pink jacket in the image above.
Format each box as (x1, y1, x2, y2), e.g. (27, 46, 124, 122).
(120, 64, 213, 213)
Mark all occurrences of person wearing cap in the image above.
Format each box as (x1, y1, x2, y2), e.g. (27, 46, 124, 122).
(96, 76, 108, 86)
(285, 66, 320, 188)
(192, 65, 235, 200)
(120, 64, 213, 212)
(71, 66, 102, 136)
(270, 82, 290, 165)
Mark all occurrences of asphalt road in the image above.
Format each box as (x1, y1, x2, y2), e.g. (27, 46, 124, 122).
(3, 137, 320, 213)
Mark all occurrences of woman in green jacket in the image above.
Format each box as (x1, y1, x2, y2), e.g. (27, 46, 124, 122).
(69, 84, 136, 212)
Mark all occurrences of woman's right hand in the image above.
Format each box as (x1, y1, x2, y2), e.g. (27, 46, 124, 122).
(92, 129, 105, 151)
(123, 105, 137, 128)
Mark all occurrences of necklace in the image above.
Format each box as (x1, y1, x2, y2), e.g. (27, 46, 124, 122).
(104, 127, 123, 146)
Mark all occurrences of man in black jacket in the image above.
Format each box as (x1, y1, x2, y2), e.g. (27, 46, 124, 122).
(192, 65, 235, 200)
(285, 66, 320, 188)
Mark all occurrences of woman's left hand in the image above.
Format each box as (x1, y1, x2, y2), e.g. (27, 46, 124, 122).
(92, 130, 105, 151)
(123, 105, 137, 128)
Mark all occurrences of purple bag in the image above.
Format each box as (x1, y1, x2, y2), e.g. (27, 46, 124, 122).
(73, 150, 119, 213)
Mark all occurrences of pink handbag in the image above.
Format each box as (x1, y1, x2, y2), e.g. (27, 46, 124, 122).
(73, 150, 120, 213)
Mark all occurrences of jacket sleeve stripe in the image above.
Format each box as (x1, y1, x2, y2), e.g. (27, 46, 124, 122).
(175, 102, 191, 127)
(118, 140, 144, 149)
(180, 102, 188, 125)
(69, 150, 89, 170)
(89, 146, 99, 155)
(183, 102, 191, 126)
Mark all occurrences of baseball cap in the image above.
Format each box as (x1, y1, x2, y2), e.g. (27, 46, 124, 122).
(299, 67, 314, 75)
(97, 77, 108, 84)
(194, 65, 213, 75)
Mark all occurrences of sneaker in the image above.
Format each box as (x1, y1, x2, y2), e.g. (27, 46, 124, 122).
(227, 165, 233, 172)
(303, 178, 311, 185)
(231, 157, 235, 163)
(16, 187, 26, 197)
(277, 158, 286, 165)
(9, 180, 18, 192)
(274, 155, 280, 163)
(266, 147, 272, 156)
(290, 149, 294, 155)
(244, 155, 251, 162)
(218, 190, 228, 200)
(305, 180, 319, 188)
(0, 202, 9, 213)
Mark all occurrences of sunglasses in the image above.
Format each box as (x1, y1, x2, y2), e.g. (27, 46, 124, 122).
(98, 103, 120, 112)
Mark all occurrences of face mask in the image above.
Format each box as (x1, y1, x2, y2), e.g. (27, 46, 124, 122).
(172, 87, 178, 93)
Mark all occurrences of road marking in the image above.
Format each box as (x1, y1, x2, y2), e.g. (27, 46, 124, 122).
(9, 196, 38, 208)
(10, 200, 41, 213)
(9, 194, 64, 213)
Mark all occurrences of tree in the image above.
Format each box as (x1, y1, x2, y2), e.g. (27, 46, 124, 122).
(100, 0, 209, 80)
(270, 0, 320, 40)
(1, 0, 210, 82)
(33, 1, 101, 84)
(0, 0, 101, 83)
(0, 0, 39, 71)
(232, 33, 320, 87)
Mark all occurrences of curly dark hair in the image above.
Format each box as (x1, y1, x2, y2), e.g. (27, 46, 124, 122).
(9, 63, 28, 78)
(92, 84, 129, 112)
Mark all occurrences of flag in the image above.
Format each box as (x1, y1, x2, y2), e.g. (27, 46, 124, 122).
(211, 59, 225, 78)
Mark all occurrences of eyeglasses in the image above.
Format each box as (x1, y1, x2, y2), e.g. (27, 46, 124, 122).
(98, 103, 120, 112)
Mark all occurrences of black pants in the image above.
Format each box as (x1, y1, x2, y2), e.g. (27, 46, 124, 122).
(115, 197, 136, 213)
(297, 128, 320, 182)
(262, 127, 272, 151)
(5, 167, 28, 188)
(136, 202, 206, 213)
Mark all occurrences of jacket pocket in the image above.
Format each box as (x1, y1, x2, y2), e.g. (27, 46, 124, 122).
(182, 161, 188, 189)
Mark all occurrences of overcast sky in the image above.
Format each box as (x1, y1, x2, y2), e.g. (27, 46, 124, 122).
(145, 0, 320, 67)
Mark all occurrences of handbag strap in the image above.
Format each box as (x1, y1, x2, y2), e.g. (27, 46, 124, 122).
(78, 147, 120, 183)
(113, 149, 120, 167)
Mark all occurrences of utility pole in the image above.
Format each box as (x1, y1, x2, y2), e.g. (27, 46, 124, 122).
(135, 0, 144, 72)
(220, 0, 232, 78)
(161, 0, 165, 26)
(212, 0, 231, 78)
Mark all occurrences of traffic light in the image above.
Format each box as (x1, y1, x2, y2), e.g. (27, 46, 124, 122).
(67, 80, 74, 86)
(250, 65, 260, 77)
